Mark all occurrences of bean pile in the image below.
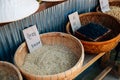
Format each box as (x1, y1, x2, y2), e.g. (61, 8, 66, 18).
(77, 23, 109, 40)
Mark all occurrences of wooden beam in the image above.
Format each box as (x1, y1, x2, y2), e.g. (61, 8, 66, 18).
(94, 66, 113, 80)
(78, 52, 106, 75)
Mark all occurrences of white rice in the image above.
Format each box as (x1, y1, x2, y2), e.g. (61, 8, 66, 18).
(21, 45, 78, 75)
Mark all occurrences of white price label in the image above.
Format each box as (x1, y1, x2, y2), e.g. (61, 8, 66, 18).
(68, 12, 81, 32)
(23, 25, 42, 53)
(99, 0, 110, 12)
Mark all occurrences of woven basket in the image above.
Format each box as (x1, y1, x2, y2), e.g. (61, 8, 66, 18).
(66, 12, 120, 54)
(14, 32, 84, 80)
(96, 0, 120, 12)
(0, 61, 22, 80)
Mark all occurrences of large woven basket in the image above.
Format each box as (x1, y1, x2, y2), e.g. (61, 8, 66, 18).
(96, 0, 120, 12)
(0, 61, 23, 80)
(66, 12, 120, 54)
(14, 32, 84, 80)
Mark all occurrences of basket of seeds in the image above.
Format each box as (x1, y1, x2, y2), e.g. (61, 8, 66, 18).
(0, 61, 23, 80)
(14, 32, 84, 80)
(66, 12, 120, 54)
(96, 0, 120, 21)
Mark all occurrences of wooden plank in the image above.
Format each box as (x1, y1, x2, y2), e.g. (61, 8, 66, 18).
(78, 52, 106, 75)
(83, 54, 96, 66)
(94, 66, 113, 80)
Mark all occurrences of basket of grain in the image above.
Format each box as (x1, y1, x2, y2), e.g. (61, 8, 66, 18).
(0, 61, 23, 80)
(66, 12, 120, 54)
(96, 0, 120, 21)
(14, 32, 84, 80)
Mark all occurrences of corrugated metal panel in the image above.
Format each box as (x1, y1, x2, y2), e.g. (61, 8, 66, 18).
(0, 0, 98, 62)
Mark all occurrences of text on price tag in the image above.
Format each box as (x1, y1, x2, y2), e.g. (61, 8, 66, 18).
(68, 12, 81, 32)
(99, 0, 110, 12)
(23, 25, 42, 53)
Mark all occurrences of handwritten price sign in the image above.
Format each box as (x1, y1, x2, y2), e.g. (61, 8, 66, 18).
(23, 25, 42, 53)
(99, 0, 110, 12)
(68, 12, 81, 32)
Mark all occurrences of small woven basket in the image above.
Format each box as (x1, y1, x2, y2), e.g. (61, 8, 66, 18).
(66, 12, 120, 54)
(0, 61, 23, 80)
(14, 32, 84, 80)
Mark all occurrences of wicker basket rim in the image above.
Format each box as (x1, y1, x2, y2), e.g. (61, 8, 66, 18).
(14, 32, 84, 78)
(0, 61, 23, 80)
(66, 12, 120, 44)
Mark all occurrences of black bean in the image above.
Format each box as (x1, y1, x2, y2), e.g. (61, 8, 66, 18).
(77, 22, 109, 40)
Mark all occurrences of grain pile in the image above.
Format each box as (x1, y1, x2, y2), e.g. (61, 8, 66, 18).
(0, 67, 18, 80)
(21, 45, 78, 75)
(105, 6, 120, 20)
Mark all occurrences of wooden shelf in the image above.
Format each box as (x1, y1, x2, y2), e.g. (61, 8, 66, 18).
(75, 52, 106, 78)
(94, 66, 113, 80)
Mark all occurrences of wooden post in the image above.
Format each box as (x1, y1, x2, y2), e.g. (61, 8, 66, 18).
(101, 51, 111, 68)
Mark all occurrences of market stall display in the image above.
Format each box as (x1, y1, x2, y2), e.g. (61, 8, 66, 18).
(66, 12, 120, 54)
(14, 32, 84, 80)
(0, 0, 119, 79)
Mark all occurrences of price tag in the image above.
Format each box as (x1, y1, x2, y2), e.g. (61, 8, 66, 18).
(68, 12, 81, 32)
(99, 0, 110, 12)
(23, 25, 42, 53)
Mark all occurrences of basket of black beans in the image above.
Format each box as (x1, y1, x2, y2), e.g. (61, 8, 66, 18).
(66, 12, 120, 54)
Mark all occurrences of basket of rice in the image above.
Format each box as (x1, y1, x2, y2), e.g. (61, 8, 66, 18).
(66, 12, 120, 54)
(96, 0, 120, 21)
(0, 61, 23, 80)
(14, 32, 84, 80)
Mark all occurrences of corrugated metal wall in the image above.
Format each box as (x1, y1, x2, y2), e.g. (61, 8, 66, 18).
(0, 0, 98, 62)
